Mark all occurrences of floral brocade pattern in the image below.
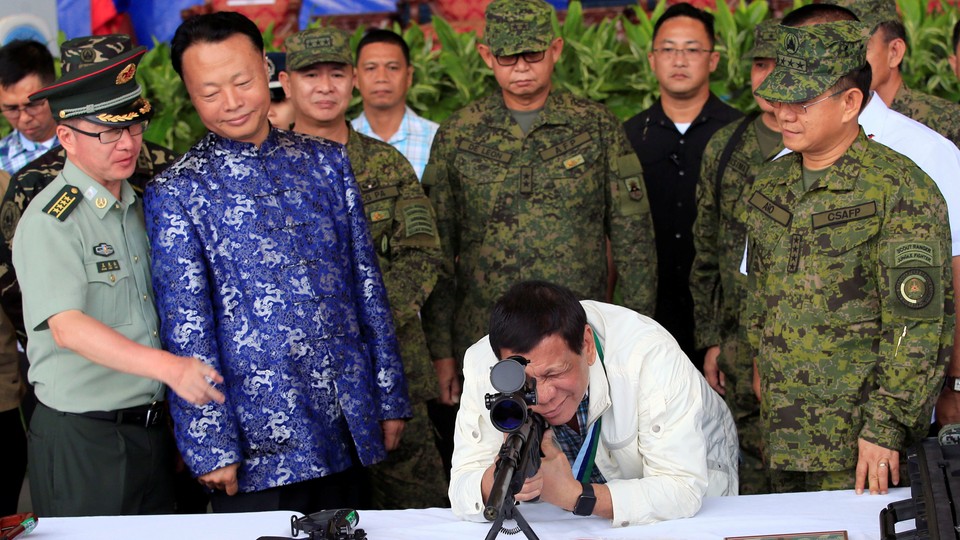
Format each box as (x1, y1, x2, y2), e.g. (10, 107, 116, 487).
(144, 128, 411, 493)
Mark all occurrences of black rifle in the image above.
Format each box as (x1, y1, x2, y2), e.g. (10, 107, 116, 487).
(483, 356, 547, 540)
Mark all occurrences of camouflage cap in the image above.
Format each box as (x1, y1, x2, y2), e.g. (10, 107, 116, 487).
(285, 27, 353, 71)
(484, 0, 556, 57)
(30, 34, 152, 127)
(745, 19, 779, 59)
(755, 21, 868, 103)
(59, 34, 135, 74)
(824, 0, 899, 29)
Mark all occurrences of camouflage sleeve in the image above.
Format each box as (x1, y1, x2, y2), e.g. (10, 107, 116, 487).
(607, 115, 656, 316)
(690, 128, 729, 351)
(381, 154, 443, 329)
(862, 171, 954, 450)
(420, 124, 457, 360)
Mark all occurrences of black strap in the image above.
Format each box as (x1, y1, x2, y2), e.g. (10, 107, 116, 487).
(714, 112, 760, 213)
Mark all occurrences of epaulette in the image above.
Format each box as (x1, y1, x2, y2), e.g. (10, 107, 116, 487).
(42, 185, 82, 222)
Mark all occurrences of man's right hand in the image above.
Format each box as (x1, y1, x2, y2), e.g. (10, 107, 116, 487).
(434, 357, 462, 405)
(703, 345, 725, 395)
(199, 463, 240, 495)
(166, 354, 225, 406)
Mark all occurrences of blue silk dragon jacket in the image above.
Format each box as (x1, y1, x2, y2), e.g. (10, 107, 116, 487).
(143, 128, 411, 493)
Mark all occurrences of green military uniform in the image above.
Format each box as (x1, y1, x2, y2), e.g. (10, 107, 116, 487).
(890, 85, 960, 150)
(692, 115, 783, 495)
(745, 22, 953, 489)
(690, 20, 782, 495)
(346, 126, 448, 509)
(421, 0, 656, 364)
(12, 34, 175, 516)
(422, 89, 656, 362)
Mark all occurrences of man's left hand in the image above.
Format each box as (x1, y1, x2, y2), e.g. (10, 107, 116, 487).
(855, 438, 899, 495)
(381, 419, 405, 451)
(533, 428, 581, 511)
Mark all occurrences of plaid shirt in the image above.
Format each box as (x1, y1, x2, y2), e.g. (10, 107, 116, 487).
(0, 131, 58, 176)
(352, 106, 438, 181)
(552, 394, 606, 484)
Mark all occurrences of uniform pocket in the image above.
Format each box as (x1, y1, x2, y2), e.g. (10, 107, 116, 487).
(84, 261, 132, 328)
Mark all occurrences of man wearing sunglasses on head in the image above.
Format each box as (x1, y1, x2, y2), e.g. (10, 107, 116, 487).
(422, 0, 657, 414)
(10, 35, 224, 517)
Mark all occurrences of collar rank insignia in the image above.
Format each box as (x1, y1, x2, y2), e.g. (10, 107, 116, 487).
(93, 243, 115, 257)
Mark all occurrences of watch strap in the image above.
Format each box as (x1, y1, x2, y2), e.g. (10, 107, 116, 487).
(572, 482, 596, 516)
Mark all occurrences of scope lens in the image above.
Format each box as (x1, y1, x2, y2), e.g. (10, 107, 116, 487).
(490, 397, 526, 432)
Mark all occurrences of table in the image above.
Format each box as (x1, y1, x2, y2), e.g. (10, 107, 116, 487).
(29, 488, 913, 540)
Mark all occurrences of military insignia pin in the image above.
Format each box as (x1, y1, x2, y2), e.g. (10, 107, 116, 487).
(116, 63, 137, 85)
(93, 243, 115, 257)
(95, 197, 108, 209)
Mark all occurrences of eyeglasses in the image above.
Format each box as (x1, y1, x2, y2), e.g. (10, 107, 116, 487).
(772, 90, 845, 115)
(63, 121, 149, 144)
(494, 50, 547, 66)
(1, 99, 48, 119)
(652, 47, 713, 59)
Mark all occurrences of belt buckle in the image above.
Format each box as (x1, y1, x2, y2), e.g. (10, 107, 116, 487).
(144, 401, 162, 427)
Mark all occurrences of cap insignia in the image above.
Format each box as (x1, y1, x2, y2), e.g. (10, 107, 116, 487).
(116, 64, 137, 85)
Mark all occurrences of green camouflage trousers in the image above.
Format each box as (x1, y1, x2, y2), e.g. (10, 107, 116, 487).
(370, 401, 449, 509)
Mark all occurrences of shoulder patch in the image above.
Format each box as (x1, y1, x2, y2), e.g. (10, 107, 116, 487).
(0, 200, 21, 242)
(43, 186, 82, 222)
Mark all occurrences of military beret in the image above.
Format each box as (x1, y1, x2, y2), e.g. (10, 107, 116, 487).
(285, 27, 353, 71)
(755, 21, 869, 103)
(484, 0, 556, 57)
(29, 34, 152, 127)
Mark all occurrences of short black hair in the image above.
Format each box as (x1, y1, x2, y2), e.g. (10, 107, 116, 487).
(832, 62, 873, 114)
(953, 19, 960, 53)
(488, 281, 587, 358)
(356, 29, 410, 66)
(652, 2, 716, 49)
(0, 40, 55, 89)
(171, 12, 264, 78)
(782, 3, 858, 26)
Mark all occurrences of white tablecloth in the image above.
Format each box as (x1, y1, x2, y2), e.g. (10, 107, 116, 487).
(31, 488, 913, 540)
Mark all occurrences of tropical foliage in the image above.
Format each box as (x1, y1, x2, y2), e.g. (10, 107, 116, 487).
(2, 0, 959, 153)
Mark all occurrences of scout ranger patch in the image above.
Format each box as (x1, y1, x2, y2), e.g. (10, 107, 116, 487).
(892, 242, 936, 267)
(896, 269, 934, 309)
(93, 243, 115, 257)
(43, 186, 81, 221)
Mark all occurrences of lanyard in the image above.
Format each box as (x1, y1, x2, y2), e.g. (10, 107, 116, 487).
(572, 327, 605, 483)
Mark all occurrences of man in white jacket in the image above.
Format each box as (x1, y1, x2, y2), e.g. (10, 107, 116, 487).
(450, 281, 738, 527)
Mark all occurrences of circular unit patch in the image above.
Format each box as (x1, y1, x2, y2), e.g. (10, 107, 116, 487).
(895, 269, 934, 309)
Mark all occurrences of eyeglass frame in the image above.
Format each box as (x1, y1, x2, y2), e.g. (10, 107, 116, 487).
(0, 99, 49, 119)
(651, 47, 714, 59)
(62, 120, 150, 144)
(494, 50, 547, 67)
(771, 89, 846, 115)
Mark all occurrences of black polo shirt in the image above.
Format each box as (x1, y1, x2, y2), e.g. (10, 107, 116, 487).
(624, 94, 742, 369)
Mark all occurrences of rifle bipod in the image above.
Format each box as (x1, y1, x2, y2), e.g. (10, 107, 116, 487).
(485, 495, 539, 540)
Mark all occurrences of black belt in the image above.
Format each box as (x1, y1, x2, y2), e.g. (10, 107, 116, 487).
(69, 401, 165, 428)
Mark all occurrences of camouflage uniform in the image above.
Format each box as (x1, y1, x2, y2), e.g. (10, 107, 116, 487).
(890, 85, 960, 150)
(690, 20, 782, 495)
(421, 0, 653, 363)
(692, 116, 783, 495)
(422, 88, 656, 362)
(746, 22, 953, 488)
(346, 126, 448, 509)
